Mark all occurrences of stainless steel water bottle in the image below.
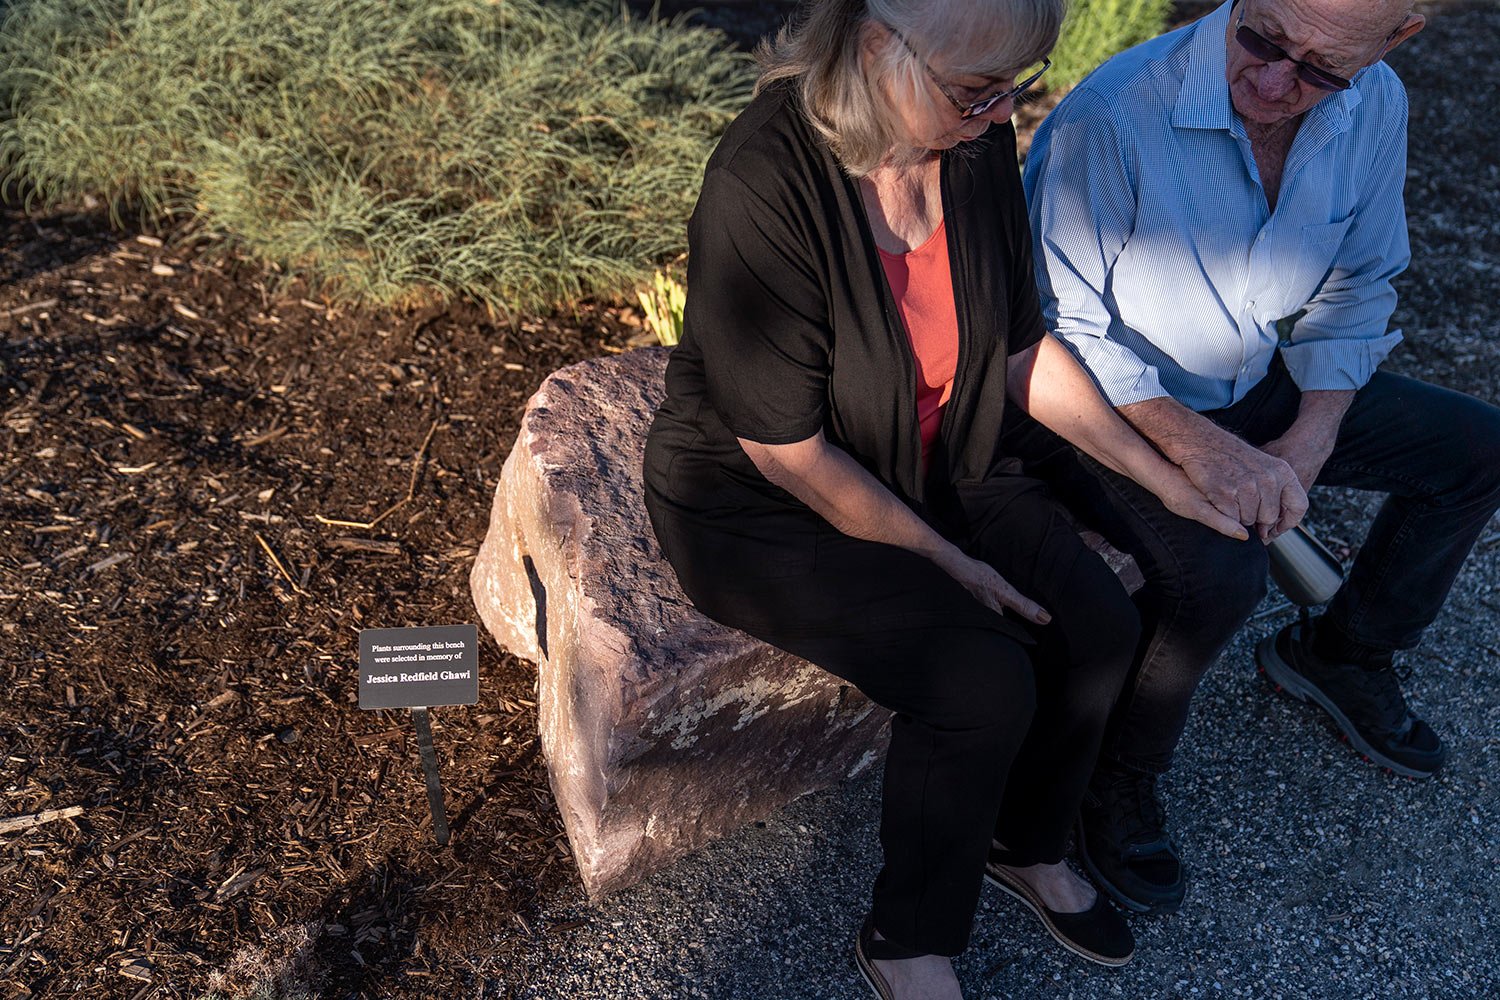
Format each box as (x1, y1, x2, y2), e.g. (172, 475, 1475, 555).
(1266, 524, 1345, 607)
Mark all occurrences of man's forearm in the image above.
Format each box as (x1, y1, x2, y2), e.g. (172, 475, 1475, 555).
(1014, 338, 1248, 540)
(1115, 395, 1238, 464)
(1020, 341, 1199, 483)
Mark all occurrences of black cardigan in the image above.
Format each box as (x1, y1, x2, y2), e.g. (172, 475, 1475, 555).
(644, 83, 1047, 565)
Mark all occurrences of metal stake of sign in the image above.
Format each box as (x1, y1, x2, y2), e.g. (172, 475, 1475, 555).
(410, 707, 451, 847)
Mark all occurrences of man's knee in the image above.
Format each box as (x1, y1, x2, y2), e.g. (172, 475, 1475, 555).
(1146, 530, 1268, 635)
(1349, 374, 1500, 507)
(1451, 396, 1500, 502)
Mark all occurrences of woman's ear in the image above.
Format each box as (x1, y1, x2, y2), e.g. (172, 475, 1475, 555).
(858, 19, 891, 68)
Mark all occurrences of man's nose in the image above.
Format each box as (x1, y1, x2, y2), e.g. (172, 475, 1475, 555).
(1255, 59, 1299, 100)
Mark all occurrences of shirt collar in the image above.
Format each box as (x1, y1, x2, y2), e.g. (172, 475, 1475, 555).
(1172, 0, 1363, 136)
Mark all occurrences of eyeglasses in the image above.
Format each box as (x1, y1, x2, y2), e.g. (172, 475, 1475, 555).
(1233, 1, 1396, 92)
(886, 24, 1050, 120)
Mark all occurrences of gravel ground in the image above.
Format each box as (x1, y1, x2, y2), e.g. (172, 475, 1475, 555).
(496, 5, 1499, 998)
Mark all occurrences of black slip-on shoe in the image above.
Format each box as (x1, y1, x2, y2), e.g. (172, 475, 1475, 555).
(1257, 622, 1446, 778)
(854, 916, 927, 1000)
(1076, 769, 1186, 916)
(984, 854, 1134, 967)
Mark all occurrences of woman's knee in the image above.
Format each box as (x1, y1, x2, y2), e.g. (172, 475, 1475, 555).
(908, 631, 1037, 734)
(1051, 555, 1142, 669)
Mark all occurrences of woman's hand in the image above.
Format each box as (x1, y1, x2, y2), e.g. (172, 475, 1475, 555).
(1010, 337, 1260, 543)
(932, 548, 1052, 625)
(1152, 466, 1258, 542)
(739, 432, 1050, 623)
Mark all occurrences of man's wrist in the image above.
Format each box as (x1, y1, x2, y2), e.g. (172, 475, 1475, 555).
(1285, 389, 1356, 449)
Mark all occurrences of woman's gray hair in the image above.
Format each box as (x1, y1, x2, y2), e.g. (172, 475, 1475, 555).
(756, 0, 1066, 176)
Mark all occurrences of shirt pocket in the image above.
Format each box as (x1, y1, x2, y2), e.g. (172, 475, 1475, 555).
(1287, 213, 1356, 307)
(1300, 215, 1354, 249)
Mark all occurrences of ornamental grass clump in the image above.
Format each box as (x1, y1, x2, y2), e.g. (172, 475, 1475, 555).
(0, 0, 753, 316)
(1050, 0, 1173, 87)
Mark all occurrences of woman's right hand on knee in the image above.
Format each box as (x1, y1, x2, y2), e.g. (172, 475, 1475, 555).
(934, 550, 1052, 625)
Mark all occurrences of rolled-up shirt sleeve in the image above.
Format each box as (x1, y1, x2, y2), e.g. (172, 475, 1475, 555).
(686, 168, 831, 445)
(1281, 83, 1409, 392)
(1023, 91, 1169, 407)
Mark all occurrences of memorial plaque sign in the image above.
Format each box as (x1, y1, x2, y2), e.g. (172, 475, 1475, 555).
(357, 623, 478, 847)
(359, 624, 478, 709)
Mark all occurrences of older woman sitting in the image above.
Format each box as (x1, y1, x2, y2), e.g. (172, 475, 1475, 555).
(643, 0, 1243, 995)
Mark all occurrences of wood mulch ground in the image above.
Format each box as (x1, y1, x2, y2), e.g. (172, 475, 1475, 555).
(0, 202, 660, 996)
(2, 1, 1492, 998)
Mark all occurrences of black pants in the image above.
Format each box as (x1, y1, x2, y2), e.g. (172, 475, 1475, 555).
(649, 478, 1139, 956)
(1005, 359, 1500, 775)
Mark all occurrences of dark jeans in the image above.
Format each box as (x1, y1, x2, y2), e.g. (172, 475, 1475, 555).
(648, 479, 1138, 956)
(1007, 359, 1500, 775)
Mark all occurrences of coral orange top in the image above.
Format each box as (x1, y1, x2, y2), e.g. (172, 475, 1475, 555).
(878, 219, 959, 468)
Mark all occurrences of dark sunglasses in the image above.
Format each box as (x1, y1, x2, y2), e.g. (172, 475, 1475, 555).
(1234, 21, 1352, 91)
(1233, 2, 1399, 93)
(886, 23, 1051, 119)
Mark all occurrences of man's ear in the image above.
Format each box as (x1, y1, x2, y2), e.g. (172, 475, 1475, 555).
(1379, 13, 1425, 60)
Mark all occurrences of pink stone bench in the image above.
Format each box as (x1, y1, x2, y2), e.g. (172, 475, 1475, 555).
(470, 346, 1139, 898)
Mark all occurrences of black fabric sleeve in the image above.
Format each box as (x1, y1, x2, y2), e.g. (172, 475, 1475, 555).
(1001, 148, 1048, 356)
(684, 168, 831, 445)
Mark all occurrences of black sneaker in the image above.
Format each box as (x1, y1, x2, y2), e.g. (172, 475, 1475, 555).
(1076, 767, 1186, 915)
(1257, 622, 1445, 778)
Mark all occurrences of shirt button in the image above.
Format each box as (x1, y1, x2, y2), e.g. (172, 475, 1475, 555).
(1258, 232, 1267, 242)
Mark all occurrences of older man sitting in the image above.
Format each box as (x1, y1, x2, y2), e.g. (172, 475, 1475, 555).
(1020, 0, 1500, 916)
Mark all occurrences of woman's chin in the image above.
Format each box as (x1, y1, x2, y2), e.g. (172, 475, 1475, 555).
(949, 123, 992, 144)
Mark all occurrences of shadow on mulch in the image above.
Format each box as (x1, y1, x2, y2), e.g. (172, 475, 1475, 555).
(0, 206, 123, 287)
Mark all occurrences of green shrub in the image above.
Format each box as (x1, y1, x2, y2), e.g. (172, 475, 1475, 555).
(1051, 0, 1173, 88)
(0, 0, 753, 316)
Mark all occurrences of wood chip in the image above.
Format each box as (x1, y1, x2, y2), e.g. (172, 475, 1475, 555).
(243, 426, 288, 447)
(86, 552, 131, 574)
(1, 298, 58, 318)
(214, 866, 267, 902)
(352, 728, 407, 747)
(0, 805, 84, 836)
(117, 963, 151, 982)
(330, 538, 402, 555)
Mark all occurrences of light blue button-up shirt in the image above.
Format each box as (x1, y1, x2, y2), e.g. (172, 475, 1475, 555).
(1023, 0, 1409, 412)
